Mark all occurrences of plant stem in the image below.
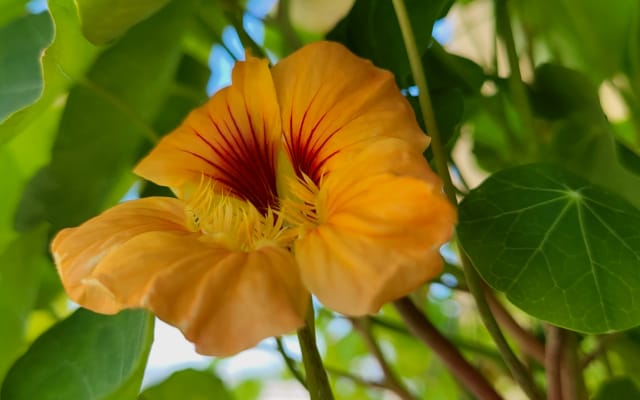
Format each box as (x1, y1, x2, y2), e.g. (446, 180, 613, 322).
(494, 0, 536, 152)
(546, 325, 564, 400)
(275, 337, 307, 388)
(275, 0, 303, 52)
(351, 318, 415, 400)
(561, 331, 587, 400)
(392, 1, 542, 398)
(297, 302, 334, 400)
(394, 298, 503, 400)
(486, 290, 545, 364)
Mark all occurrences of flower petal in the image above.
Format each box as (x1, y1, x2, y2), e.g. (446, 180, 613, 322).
(271, 41, 429, 184)
(51, 197, 190, 314)
(135, 57, 282, 213)
(294, 166, 456, 315)
(93, 232, 308, 356)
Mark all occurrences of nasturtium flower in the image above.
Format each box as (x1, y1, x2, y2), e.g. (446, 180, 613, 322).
(51, 41, 456, 356)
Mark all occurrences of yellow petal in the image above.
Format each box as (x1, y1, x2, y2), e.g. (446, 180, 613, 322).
(51, 197, 189, 314)
(295, 170, 456, 315)
(93, 232, 308, 356)
(271, 41, 429, 184)
(135, 57, 282, 213)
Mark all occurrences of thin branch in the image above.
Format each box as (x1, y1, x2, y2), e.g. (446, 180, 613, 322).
(275, 337, 307, 388)
(394, 297, 503, 400)
(545, 325, 564, 400)
(486, 290, 546, 364)
(350, 318, 416, 400)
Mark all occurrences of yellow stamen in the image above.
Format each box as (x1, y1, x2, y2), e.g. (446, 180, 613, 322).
(185, 176, 293, 251)
(280, 174, 324, 232)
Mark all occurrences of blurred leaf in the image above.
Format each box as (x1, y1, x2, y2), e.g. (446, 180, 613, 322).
(467, 84, 524, 171)
(327, 0, 452, 85)
(1, 309, 154, 400)
(139, 369, 233, 400)
(513, 0, 638, 82)
(616, 141, 640, 176)
(76, 0, 171, 45)
(15, 0, 194, 232)
(0, 0, 100, 145)
(0, 12, 53, 123)
(408, 88, 464, 153)
(0, 0, 28, 27)
(230, 379, 262, 400)
(532, 64, 640, 209)
(593, 378, 640, 399)
(422, 43, 485, 95)
(0, 228, 47, 382)
(458, 163, 640, 333)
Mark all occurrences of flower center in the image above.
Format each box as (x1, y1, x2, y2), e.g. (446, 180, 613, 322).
(185, 177, 292, 251)
(280, 174, 325, 233)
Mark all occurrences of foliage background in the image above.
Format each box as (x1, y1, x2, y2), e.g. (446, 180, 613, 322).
(1, 0, 640, 398)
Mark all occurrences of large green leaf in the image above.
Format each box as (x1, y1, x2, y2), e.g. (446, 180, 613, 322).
(76, 0, 171, 45)
(15, 0, 194, 231)
(457, 163, 640, 333)
(0, 0, 100, 145)
(139, 369, 234, 400)
(326, 0, 452, 86)
(1, 309, 154, 400)
(0, 12, 53, 123)
(0, 228, 47, 383)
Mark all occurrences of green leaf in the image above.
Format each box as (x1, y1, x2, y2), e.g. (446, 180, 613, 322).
(0, 228, 47, 382)
(139, 369, 234, 400)
(532, 64, 640, 209)
(0, 0, 28, 28)
(15, 0, 194, 231)
(0, 0, 100, 145)
(76, 0, 171, 45)
(326, 0, 452, 85)
(1, 309, 154, 400)
(593, 378, 640, 399)
(513, 0, 638, 82)
(0, 12, 53, 123)
(458, 163, 640, 333)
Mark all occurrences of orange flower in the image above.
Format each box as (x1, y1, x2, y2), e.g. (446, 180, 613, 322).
(51, 41, 456, 356)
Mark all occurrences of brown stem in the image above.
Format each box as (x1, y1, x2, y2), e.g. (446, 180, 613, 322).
(545, 325, 564, 400)
(560, 331, 587, 400)
(351, 318, 415, 400)
(486, 290, 545, 364)
(394, 297, 503, 400)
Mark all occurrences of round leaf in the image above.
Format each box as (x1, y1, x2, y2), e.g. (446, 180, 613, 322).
(458, 163, 640, 333)
(1, 309, 154, 400)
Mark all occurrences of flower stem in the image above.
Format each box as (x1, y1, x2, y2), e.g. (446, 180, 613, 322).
(394, 298, 502, 400)
(297, 302, 334, 400)
(391, 1, 542, 399)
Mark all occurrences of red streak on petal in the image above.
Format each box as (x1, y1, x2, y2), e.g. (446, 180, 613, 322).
(187, 101, 278, 215)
